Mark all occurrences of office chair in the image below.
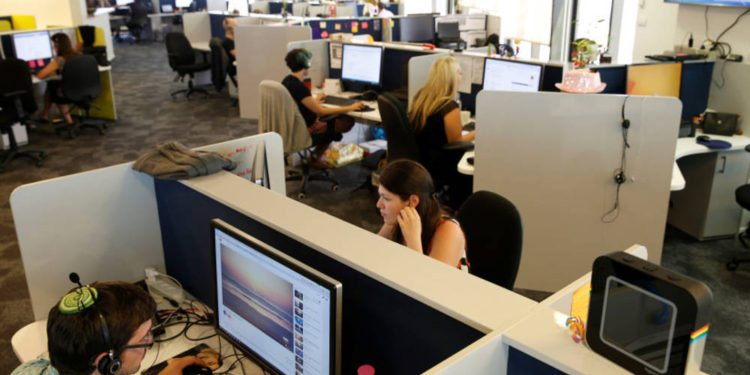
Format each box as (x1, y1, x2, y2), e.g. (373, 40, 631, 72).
(58, 55, 107, 139)
(729, 145, 750, 271)
(377, 92, 421, 162)
(208, 38, 238, 105)
(166, 32, 211, 98)
(78, 26, 108, 66)
(456, 190, 523, 290)
(127, 1, 151, 42)
(435, 22, 466, 50)
(0, 59, 45, 172)
(258, 80, 339, 199)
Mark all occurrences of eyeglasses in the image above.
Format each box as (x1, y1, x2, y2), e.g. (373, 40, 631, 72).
(120, 331, 154, 351)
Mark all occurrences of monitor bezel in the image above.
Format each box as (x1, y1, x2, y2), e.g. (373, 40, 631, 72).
(482, 57, 544, 92)
(340, 43, 384, 87)
(625, 61, 682, 97)
(12, 31, 53, 62)
(210, 218, 343, 375)
(398, 14, 436, 43)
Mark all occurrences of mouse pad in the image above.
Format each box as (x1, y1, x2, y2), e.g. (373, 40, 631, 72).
(697, 139, 731, 149)
(142, 343, 221, 375)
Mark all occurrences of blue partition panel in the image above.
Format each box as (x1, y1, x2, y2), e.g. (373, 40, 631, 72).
(209, 13, 231, 39)
(593, 66, 627, 94)
(507, 347, 567, 374)
(680, 61, 714, 120)
(154, 179, 484, 374)
(307, 18, 383, 41)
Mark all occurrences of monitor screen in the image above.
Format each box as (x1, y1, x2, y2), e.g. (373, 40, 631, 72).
(161, 4, 173, 12)
(12, 31, 53, 62)
(665, 0, 750, 7)
(627, 62, 681, 97)
(116, 0, 134, 5)
(212, 219, 342, 375)
(341, 44, 383, 86)
(399, 15, 435, 43)
(482, 58, 542, 92)
(176, 0, 192, 8)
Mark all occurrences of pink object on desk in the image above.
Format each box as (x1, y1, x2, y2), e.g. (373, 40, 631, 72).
(357, 364, 375, 375)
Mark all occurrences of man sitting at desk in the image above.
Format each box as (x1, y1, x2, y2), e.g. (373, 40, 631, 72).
(12, 281, 207, 375)
(222, 18, 237, 79)
(377, 2, 394, 18)
(282, 48, 364, 168)
(36, 33, 79, 127)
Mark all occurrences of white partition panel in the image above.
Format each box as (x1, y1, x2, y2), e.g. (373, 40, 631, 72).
(473, 91, 680, 291)
(408, 53, 450, 108)
(182, 11, 211, 44)
(288, 39, 329, 90)
(236, 25, 311, 120)
(11, 164, 164, 320)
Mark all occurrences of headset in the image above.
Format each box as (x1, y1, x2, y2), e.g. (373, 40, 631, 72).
(59, 273, 121, 375)
(295, 48, 312, 69)
(603, 96, 631, 223)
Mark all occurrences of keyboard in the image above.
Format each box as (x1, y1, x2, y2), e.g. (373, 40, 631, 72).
(462, 121, 475, 132)
(324, 95, 357, 106)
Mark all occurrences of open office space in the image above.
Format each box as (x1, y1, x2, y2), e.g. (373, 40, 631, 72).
(1, 0, 750, 374)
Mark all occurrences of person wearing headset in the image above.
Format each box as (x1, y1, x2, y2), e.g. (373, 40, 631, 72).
(36, 33, 79, 127)
(282, 48, 364, 167)
(409, 56, 475, 210)
(376, 159, 466, 268)
(11, 281, 207, 375)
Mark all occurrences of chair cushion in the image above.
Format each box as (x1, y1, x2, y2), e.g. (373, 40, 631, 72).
(177, 62, 211, 74)
(736, 184, 750, 209)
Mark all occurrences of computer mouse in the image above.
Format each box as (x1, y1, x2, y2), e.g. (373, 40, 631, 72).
(359, 90, 378, 101)
(182, 365, 212, 375)
(359, 105, 375, 112)
(697, 135, 711, 142)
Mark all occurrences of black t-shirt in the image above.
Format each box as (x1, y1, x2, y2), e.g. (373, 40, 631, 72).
(282, 74, 317, 127)
(414, 100, 460, 181)
(222, 38, 236, 76)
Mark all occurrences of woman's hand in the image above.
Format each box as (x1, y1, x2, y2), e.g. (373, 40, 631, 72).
(348, 102, 365, 111)
(316, 93, 326, 102)
(397, 206, 423, 253)
(158, 356, 207, 375)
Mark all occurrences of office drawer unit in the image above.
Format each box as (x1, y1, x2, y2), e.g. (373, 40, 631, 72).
(668, 150, 750, 240)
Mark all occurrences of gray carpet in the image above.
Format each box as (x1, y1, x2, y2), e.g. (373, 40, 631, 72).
(1, 41, 748, 374)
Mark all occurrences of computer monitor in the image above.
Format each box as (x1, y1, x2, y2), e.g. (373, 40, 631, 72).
(116, 0, 134, 5)
(12, 31, 53, 70)
(626, 62, 682, 97)
(399, 15, 435, 43)
(161, 4, 173, 13)
(340, 43, 383, 86)
(176, 0, 192, 9)
(482, 58, 543, 92)
(212, 219, 342, 375)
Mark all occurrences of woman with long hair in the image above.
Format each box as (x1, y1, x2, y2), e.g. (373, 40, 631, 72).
(376, 159, 465, 267)
(408, 56, 475, 209)
(36, 33, 80, 125)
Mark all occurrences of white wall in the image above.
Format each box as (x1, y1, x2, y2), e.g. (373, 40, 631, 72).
(675, 4, 750, 61)
(0, 0, 78, 28)
(631, 0, 680, 62)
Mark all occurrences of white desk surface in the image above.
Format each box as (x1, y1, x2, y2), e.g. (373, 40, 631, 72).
(190, 41, 211, 52)
(31, 65, 112, 84)
(318, 91, 381, 124)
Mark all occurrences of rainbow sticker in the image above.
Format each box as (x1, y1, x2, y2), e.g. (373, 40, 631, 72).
(690, 324, 709, 343)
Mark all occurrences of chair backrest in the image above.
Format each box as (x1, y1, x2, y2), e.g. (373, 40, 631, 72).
(209, 37, 228, 91)
(456, 190, 523, 290)
(377, 92, 420, 162)
(61, 55, 101, 105)
(0, 58, 37, 124)
(78, 25, 96, 48)
(165, 32, 195, 69)
(258, 80, 312, 155)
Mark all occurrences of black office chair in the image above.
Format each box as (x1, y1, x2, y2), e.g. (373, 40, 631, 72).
(209, 37, 238, 105)
(78, 26, 108, 66)
(436, 22, 466, 50)
(258, 80, 339, 199)
(0, 59, 45, 172)
(457, 190, 523, 290)
(58, 54, 107, 139)
(729, 145, 750, 271)
(166, 32, 211, 98)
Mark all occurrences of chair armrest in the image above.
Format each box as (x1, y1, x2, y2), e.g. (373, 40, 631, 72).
(443, 142, 474, 151)
(745, 144, 750, 152)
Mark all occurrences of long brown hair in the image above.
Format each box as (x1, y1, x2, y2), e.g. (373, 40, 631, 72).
(408, 56, 459, 132)
(379, 159, 442, 252)
(51, 33, 78, 61)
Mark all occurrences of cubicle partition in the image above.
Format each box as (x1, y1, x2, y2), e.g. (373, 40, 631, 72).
(306, 17, 384, 41)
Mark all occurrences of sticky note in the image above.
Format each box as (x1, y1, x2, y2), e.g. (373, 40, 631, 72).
(352, 22, 358, 33)
(334, 23, 341, 31)
(362, 21, 368, 30)
(321, 31, 329, 38)
(320, 22, 326, 28)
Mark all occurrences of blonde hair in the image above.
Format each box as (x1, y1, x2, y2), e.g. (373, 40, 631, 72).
(408, 56, 459, 132)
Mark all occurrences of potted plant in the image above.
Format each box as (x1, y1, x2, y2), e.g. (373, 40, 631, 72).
(556, 38, 608, 93)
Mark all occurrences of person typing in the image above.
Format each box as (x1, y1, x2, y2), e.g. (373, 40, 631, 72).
(36, 33, 78, 127)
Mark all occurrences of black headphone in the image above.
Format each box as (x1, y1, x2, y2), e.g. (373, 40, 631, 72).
(603, 96, 631, 223)
(296, 49, 312, 69)
(60, 273, 121, 375)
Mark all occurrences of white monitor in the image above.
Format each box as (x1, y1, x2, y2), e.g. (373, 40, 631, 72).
(482, 58, 543, 92)
(12, 31, 53, 62)
(340, 44, 383, 86)
(176, 0, 192, 8)
(212, 219, 342, 375)
(161, 4, 173, 12)
(116, 0, 134, 5)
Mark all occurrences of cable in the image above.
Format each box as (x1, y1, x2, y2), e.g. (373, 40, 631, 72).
(234, 345, 248, 375)
(603, 96, 631, 223)
(715, 8, 750, 43)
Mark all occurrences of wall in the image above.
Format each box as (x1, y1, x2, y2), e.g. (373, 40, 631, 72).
(675, 4, 750, 61)
(0, 0, 77, 28)
(632, 0, 680, 62)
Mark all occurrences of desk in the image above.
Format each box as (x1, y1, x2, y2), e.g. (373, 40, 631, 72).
(318, 91, 381, 126)
(32, 65, 117, 121)
(190, 41, 211, 52)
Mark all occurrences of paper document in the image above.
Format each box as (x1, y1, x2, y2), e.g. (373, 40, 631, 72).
(329, 43, 342, 69)
(471, 56, 484, 85)
(456, 56, 473, 94)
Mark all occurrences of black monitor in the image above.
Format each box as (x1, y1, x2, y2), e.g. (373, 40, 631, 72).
(436, 21, 460, 39)
(399, 15, 435, 43)
(211, 219, 342, 375)
(340, 43, 383, 86)
(482, 57, 543, 92)
(12, 31, 53, 72)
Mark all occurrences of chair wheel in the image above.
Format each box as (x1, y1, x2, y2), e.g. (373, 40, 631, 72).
(297, 192, 306, 199)
(331, 184, 339, 192)
(727, 261, 739, 271)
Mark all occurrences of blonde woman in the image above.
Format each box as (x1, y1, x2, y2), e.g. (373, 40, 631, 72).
(408, 56, 475, 209)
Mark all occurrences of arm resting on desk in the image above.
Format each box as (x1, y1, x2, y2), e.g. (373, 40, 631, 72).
(36, 59, 59, 80)
(444, 107, 476, 143)
(302, 95, 364, 117)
